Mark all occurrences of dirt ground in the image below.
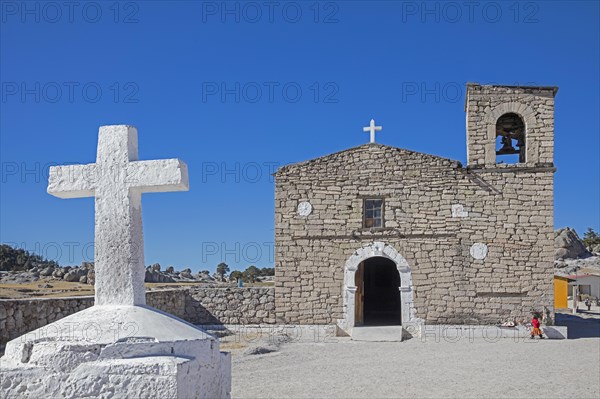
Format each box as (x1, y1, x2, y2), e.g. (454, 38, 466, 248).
(0, 280, 203, 299)
(231, 315, 600, 399)
(0, 279, 95, 299)
(0, 280, 255, 299)
(231, 338, 599, 399)
(0, 279, 273, 299)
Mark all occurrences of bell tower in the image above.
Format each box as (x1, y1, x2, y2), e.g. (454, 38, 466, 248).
(465, 83, 558, 168)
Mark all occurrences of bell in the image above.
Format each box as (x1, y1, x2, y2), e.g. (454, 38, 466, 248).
(496, 136, 518, 155)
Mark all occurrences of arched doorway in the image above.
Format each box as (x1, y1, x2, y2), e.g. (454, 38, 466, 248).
(355, 257, 401, 326)
(339, 241, 416, 334)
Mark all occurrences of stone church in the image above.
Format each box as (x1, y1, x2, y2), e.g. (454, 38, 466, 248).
(274, 83, 557, 334)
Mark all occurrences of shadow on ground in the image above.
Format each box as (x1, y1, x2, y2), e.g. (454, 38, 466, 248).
(555, 312, 600, 339)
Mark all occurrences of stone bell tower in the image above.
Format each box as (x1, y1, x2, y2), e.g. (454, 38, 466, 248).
(463, 83, 558, 321)
(465, 83, 558, 168)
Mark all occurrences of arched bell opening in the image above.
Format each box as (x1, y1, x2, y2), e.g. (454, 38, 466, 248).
(496, 112, 526, 164)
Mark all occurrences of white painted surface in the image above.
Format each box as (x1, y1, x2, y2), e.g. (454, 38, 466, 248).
(47, 125, 189, 306)
(470, 243, 488, 260)
(0, 125, 230, 398)
(1, 306, 232, 398)
(5, 305, 212, 350)
(568, 275, 600, 299)
(362, 119, 382, 143)
(297, 201, 312, 216)
(451, 204, 468, 218)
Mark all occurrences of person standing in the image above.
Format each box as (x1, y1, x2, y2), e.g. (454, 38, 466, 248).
(530, 314, 545, 339)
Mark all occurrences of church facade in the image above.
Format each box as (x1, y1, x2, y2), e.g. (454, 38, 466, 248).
(273, 84, 557, 333)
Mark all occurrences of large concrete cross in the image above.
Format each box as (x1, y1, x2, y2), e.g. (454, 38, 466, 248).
(47, 125, 189, 306)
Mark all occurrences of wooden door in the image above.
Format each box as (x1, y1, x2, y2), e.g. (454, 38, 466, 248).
(355, 262, 364, 326)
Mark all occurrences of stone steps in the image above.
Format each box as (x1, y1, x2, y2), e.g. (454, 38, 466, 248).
(351, 326, 404, 342)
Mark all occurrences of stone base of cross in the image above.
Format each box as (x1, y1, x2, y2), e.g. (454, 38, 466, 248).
(47, 125, 189, 306)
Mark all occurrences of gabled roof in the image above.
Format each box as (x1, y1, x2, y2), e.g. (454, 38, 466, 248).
(275, 143, 462, 175)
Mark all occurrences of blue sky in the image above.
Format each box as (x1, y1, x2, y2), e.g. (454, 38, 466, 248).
(1, 1, 599, 272)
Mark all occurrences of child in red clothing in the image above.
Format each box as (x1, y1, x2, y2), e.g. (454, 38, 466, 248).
(530, 314, 545, 339)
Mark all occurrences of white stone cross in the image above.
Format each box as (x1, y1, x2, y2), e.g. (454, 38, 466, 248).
(47, 125, 189, 306)
(363, 119, 382, 143)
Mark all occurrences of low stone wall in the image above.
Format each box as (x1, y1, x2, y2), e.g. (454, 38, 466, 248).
(0, 296, 94, 348)
(185, 287, 275, 325)
(147, 289, 186, 319)
(0, 287, 275, 348)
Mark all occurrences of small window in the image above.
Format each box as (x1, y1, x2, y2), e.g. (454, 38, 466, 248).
(363, 199, 383, 228)
(579, 285, 592, 296)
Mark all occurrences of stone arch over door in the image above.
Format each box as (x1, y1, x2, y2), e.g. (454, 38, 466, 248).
(339, 242, 416, 333)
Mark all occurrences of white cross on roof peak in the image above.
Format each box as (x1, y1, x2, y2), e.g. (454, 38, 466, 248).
(363, 119, 382, 143)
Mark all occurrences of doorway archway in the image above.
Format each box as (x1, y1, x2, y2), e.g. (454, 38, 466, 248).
(339, 241, 416, 333)
(355, 257, 401, 326)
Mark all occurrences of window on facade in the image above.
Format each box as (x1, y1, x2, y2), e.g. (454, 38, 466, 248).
(496, 112, 526, 164)
(363, 199, 383, 228)
(579, 285, 592, 296)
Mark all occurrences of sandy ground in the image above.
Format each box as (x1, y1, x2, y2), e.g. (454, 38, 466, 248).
(232, 338, 600, 399)
(0, 279, 95, 299)
(231, 316, 600, 399)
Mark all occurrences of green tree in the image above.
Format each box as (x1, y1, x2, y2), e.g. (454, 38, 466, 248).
(583, 227, 600, 250)
(229, 270, 243, 282)
(260, 267, 274, 276)
(243, 265, 261, 283)
(216, 262, 230, 281)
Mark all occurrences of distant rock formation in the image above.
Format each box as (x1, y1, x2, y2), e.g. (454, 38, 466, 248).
(554, 228, 592, 260)
(0, 244, 59, 272)
(0, 260, 214, 285)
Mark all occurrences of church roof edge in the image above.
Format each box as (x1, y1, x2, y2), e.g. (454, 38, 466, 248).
(275, 143, 461, 175)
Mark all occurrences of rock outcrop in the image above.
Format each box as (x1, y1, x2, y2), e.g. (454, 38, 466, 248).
(555, 228, 591, 260)
(0, 262, 214, 285)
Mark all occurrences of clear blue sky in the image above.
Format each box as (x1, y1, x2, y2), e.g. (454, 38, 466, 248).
(1, 1, 598, 272)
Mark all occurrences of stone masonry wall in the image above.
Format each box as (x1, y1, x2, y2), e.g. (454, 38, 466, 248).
(0, 296, 94, 348)
(147, 289, 187, 319)
(0, 287, 275, 348)
(274, 85, 556, 326)
(184, 287, 275, 325)
(465, 83, 556, 167)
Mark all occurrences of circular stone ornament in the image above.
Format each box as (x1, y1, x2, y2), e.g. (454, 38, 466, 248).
(470, 243, 488, 260)
(297, 201, 312, 217)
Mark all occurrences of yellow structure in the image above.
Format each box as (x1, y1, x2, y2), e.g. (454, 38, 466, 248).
(554, 275, 573, 309)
